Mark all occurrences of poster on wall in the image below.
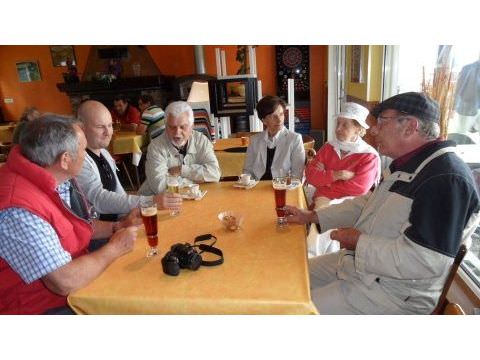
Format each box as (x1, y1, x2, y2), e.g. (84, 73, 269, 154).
(50, 45, 76, 67)
(275, 45, 310, 100)
(350, 45, 364, 83)
(16, 61, 41, 82)
(275, 45, 311, 135)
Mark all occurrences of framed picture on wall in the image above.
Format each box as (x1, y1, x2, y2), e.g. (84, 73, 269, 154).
(350, 45, 364, 83)
(49, 45, 76, 67)
(16, 61, 41, 82)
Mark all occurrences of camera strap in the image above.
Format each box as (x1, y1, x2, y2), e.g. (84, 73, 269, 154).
(194, 234, 224, 267)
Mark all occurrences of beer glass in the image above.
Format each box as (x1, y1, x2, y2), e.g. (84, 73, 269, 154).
(139, 197, 158, 257)
(272, 177, 288, 227)
(166, 174, 180, 216)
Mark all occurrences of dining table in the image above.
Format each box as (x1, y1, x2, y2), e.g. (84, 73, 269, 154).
(68, 180, 318, 315)
(110, 130, 146, 158)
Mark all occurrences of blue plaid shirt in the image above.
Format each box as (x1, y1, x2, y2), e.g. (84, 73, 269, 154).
(0, 181, 73, 284)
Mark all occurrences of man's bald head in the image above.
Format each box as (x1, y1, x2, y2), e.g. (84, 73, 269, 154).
(77, 100, 111, 125)
(77, 100, 113, 152)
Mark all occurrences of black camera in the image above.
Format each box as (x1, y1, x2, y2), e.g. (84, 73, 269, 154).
(161, 243, 202, 276)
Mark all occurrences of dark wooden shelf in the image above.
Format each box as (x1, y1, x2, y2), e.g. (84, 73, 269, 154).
(57, 75, 174, 96)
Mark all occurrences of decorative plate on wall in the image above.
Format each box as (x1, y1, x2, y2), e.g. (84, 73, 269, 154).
(275, 45, 310, 100)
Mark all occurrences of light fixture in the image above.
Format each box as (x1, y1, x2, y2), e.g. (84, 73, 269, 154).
(187, 81, 209, 103)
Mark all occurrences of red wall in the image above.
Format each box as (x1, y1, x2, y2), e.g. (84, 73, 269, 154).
(0, 45, 327, 130)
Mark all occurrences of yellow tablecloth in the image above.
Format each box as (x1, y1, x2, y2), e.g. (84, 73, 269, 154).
(68, 181, 317, 314)
(214, 138, 248, 177)
(110, 131, 145, 155)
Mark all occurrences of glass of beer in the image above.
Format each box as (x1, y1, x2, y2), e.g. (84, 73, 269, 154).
(139, 197, 158, 257)
(166, 174, 180, 216)
(272, 177, 288, 227)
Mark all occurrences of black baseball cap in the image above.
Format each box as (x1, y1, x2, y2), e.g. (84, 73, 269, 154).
(371, 92, 440, 123)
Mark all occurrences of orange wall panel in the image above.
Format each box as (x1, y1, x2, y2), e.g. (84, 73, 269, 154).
(310, 45, 328, 130)
(1, 46, 74, 120)
(146, 45, 195, 76)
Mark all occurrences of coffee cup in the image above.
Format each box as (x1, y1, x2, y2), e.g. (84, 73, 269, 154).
(189, 184, 200, 197)
(239, 173, 251, 185)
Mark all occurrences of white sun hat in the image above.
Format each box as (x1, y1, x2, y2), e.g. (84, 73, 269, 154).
(337, 102, 370, 129)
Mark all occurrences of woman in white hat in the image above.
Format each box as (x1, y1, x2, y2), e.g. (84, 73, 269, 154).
(305, 102, 380, 210)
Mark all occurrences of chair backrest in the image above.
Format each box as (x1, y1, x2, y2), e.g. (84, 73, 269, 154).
(305, 148, 316, 165)
(194, 118, 214, 141)
(443, 302, 466, 315)
(431, 244, 468, 314)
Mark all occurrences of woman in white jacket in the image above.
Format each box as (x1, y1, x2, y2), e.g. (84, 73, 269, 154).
(243, 96, 305, 180)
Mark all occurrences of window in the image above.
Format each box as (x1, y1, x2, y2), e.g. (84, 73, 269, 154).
(385, 45, 480, 293)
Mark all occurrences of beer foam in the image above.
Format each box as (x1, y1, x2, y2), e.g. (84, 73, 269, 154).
(141, 207, 157, 216)
(272, 183, 287, 190)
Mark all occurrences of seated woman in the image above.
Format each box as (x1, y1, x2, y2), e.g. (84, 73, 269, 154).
(304, 102, 380, 257)
(305, 102, 380, 210)
(12, 106, 41, 144)
(243, 96, 305, 180)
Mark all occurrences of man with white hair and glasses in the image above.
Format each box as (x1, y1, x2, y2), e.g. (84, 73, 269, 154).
(139, 101, 220, 195)
(286, 92, 480, 314)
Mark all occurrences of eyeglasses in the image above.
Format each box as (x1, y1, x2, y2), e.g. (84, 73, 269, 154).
(266, 111, 285, 120)
(376, 115, 410, 126)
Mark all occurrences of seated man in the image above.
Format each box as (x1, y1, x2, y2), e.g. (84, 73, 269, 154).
(76, 100, 182, 221)
(137, 94, 166, 141)
(286, 92, 480, 314)
(139, 101, 220, 195)
(111, 94, 141, 131)
(0, 115, 140, 314)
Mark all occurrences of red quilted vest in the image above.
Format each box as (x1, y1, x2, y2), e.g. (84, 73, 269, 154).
(0, 146, 93, 314)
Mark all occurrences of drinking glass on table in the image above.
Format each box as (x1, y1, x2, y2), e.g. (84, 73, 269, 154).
(272, 177, 288, 227)
(139, 197, 158, 257)
(166, 174, 181, 216)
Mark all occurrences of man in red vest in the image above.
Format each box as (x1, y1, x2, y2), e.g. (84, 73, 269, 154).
(0, 115, 140, 314)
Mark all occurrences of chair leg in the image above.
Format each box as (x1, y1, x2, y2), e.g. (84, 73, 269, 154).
(134, 165, 141, 190)
(121, 161, 136, 191)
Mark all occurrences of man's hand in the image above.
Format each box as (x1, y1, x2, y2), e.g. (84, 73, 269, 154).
(285, 205, 317, 224)
(115, 208, 142, 231)
(153, 193, 182, 211)
(168, 166, 182, 176)
(108, 226, 139, 257)
(330, 227, 361, 250)
(333, 170, 355, 181)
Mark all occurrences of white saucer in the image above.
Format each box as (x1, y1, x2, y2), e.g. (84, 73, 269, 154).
(233, 179, 258, 189)
(181, 190, 207, 200)
(287, 179, 302, 190)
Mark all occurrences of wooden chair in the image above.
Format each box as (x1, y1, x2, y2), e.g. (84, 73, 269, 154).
(305, 148, 316, 165)
(112, 155, 137, 191)
(443, 302, 466, 315)
(431, 244, 468, 315)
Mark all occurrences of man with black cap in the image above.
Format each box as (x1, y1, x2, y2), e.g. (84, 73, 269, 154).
(286, 92, 480, 314)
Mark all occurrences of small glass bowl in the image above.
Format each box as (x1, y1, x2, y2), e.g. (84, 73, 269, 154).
(218, 211, 244, 231)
